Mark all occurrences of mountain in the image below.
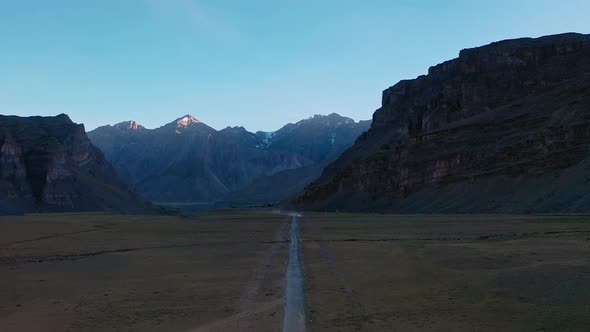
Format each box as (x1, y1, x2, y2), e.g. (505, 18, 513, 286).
(88, 113, 370, 204)
(295, 33, 590, 213)
(0, 114, 151, 214)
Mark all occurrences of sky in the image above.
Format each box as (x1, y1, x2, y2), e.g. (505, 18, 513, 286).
(0, 1, 588, 132)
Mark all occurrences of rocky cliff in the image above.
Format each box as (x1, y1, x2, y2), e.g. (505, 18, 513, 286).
(0, 114, 151, 214)
(296, 33, 590, 213)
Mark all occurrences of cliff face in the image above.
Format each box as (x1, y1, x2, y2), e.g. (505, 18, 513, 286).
(0, 114, 150, 214)
(297, 33, 590, 213)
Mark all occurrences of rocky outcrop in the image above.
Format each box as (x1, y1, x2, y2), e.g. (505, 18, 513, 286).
(88, 113, 370, 204)
(0, 114, 151, 214)
(296, 33, 590, 213)
(1, 133, 31, 202)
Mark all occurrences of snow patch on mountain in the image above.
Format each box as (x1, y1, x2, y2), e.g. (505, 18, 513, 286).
(256, 131, 276, 149)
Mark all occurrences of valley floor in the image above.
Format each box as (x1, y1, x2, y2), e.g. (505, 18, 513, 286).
(300, 213, 590, 331)
(1, 211, 589, 331)
(0, 211, 289, 332)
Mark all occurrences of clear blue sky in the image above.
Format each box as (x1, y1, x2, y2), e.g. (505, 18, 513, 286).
(1, 1, 588, 131)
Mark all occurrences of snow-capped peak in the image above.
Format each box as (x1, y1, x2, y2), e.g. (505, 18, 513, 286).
(176, 114, 200, 127)
(128, 120, 142, 130)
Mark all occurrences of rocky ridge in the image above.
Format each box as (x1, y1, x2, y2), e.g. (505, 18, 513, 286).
(296, 33, 590, 213)
(0, 114, 150, 214)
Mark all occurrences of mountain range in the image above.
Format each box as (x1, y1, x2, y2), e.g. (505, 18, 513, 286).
(296, 33, 590, 213)
(88, 113, 370, 205)
(3, 32, 590, 214)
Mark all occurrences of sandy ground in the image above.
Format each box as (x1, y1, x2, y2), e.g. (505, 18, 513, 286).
(301, 214, 590, 331)
(0, 211, 289, 332)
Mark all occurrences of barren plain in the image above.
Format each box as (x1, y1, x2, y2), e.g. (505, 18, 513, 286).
(1, 211, 590, 331)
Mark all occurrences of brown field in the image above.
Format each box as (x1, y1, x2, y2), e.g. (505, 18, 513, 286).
(0, 211, 290, 332)
(301, 213, 590, 332)
(1, 211, 590, 331)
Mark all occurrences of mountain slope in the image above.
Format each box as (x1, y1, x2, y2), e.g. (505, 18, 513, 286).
(296, 33, 590, 213)
(0, 114, 150, 214)
(88, 113, 370, 204)
(222, 163, 326, 206)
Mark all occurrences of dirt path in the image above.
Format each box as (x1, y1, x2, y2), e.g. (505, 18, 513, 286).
(187, 216, 290, 332)
(282, 214, 306, 332)
(188, 299, 283, 332)
(238, 221, 289, 312)
(191, 212, 308, 332)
